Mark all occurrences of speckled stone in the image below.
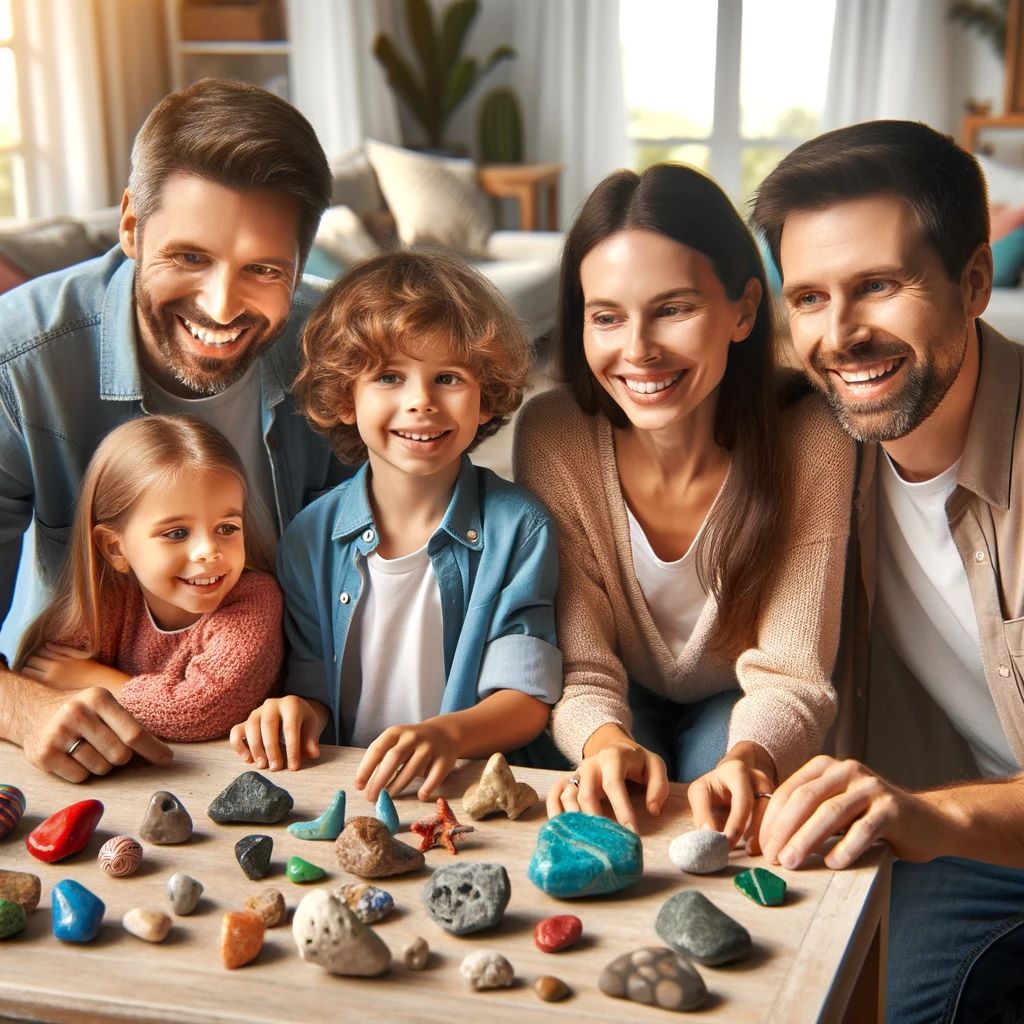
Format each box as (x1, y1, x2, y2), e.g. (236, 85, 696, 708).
(235, 834, 273, 880)
(534, 914, 583, 952)
(735, 866, 787, 906)
(51, 879, 105, 943)
(286, 855, 325, 884)
(98, 835, 143, 877)
(655, 891, 751, 966)
(462, 752, 538, 820)
(460, 950, 515, 990)
(139, 790, 193, 844)
(335, 816, 425, 878)
(332, 882, 394, 924)
(288, 790, 346, 840)
(528, 812, 642, 898)
(0, 869, 41, 912)
(221, 910, 265, 969)
(167, 872, 203, 915)
(0, 898, 26, 939)
(207, 772, 293, 824)
(402, 935, 429, 970)
(26, 799, 104, 863)
(375, 789, 399, 834)
(292, 889, 391, 976)
(245, 888, 286, 928)
(122, 907, 171, 943)
(668, 830, 730, 874)
(423, 861, 510, 935)
(599, 947, 708, 1012)
(535, 975, 571, 1002)
(0, 784, 26, 839)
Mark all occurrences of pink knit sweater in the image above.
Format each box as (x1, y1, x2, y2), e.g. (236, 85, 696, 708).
(63, 571, 283, 742)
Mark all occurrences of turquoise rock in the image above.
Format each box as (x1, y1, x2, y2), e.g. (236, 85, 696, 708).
(375, 789, 399, 835)
(288, 790, 346, 840)
(51, 879, 105, 943)
(528, 812, 643, 898)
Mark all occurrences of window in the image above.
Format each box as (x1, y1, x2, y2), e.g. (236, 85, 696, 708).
(0, 0, 25, 219)
(622, 0, 837, 204)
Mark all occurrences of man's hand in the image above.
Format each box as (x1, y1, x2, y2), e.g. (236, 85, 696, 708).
(229, 696, 327, 772)
(22, 643, 130, 694)
(354, 718, 461, 803)
(18, 685, 172, 783)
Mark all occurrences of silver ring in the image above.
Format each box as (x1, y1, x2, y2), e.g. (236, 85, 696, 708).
(67, 738, 85, 757)
(568, 775, 581, 788)
(754, 792, 772, 800)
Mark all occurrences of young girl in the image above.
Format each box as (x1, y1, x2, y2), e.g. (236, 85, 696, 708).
(15, 415, 284, 747)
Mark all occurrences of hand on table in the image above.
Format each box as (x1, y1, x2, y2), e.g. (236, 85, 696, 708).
(688, 741, 777, 852)
(354, 718, 460, 803)
(229, 695, 326, 771)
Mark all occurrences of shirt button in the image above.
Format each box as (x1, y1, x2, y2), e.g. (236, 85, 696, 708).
(975, 550, 986, 563)
(999, 665, 1011, 678)
(466, 529, 478, 542)
(362, 529, 375, 543)
(339, 592, 350, 604)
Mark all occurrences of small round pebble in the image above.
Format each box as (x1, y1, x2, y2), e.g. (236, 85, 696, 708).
(535, 975, 571, 1002)
(98, 835, 143, 877)
(402, 935, 429, 970)
(122, 907, 171, 943)
(220, 910, 265, 969)
(668, 829, 730, 874)
(0, 898, 27, 939)
(460, 950, 515, 990)
(245, 888, 286, 928)
(167, 872, 203, 915)
(534, 913, 583, 952)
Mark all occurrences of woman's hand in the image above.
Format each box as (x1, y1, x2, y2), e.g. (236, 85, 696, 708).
(229, 695, 327, 771)
(354, 718, 461, 802)
(546, 724, 669, 831)
(687, 740, 777, 851)
(22, 643, 129, 694)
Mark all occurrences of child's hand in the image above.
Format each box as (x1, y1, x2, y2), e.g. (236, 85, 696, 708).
(22, 644, 129, 694)
(229, 696, 326, 771)
(687, 741, 777, 852)
(355, 718, 460, 803)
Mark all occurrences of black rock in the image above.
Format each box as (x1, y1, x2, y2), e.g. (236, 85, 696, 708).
(207, 772, 294, 824)
(235, 834, 273, 880)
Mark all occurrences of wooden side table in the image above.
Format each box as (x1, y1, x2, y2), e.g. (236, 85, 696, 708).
(962, 113, 1024, 155)
(478, 162, 564, 231)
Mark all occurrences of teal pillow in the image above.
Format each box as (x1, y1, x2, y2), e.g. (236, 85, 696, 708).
(992, 226, 1024, 288)
(756, 236, 783, 295)
(303, 245, 344, 281)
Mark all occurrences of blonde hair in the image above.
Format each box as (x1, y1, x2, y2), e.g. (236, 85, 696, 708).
(14, 415, 276, 669)
(293, 249, 531, 464)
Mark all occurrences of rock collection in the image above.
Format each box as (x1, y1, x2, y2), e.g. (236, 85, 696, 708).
(288, 790, 346, 840)
(245, 888, 286, 928)
(167, 872, 203, 916)
(98, 835, 143, 878)
(410, 798, 475, 853)
(0, 898, 26, 939)
(332, 882, 394, 924)
(669, 829, 730, 874)
(292, 889, 391, 976)
(599, 947, 708, 1011)
(375, 789, 399, 835)
(0, 869, 41, 912)
(139, 791, 193, 844)
(735, 866, 787, 906)
(535, 975, 571, 1002)
(0, 783, 26, 839)
(208, 772, 294, 824)
(655, 890, 752, 966)
(335, 816, 424, 878)
(234, 834, 273, 880)
(286, 855, 326, 884)
(123, 907, 172, 943)
(528, 812, 643, 897)
(26, 799, 104, 863)
(423, 861, 510, 935)
(461, 753, 538, 820)
(51, 879, 105, 943)
(221, 910, 265, 969)
(459, 950, 515, 990)
(534, 913, 583, 952)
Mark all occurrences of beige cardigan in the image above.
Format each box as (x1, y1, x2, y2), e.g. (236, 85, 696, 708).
(513, 387, 855, 781)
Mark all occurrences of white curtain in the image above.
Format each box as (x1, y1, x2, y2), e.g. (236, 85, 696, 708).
(288, 0, 401, 159)
(511, 0, 627, 226)
(17, 0, 169, 217)
(824, 0, 952, 132)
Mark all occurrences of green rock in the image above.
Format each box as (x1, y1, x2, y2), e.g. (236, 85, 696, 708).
(734, 866, 786, 906)
(286, 856, 326, 884)
(0, 897, 27, 939)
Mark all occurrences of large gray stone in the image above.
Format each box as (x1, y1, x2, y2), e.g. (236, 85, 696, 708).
(207, 772, 293, 824)
(422, 862, 510, 935)
(599, 947, 707, 1012)
(655, 891, 751, 966)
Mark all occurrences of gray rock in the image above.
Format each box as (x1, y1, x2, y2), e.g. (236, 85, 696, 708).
(668, 830, 729, 874)
(460, 950, 515, 990)
(207, 772, 293, 824)
(235, 834, 273, 880)
(599, 947, 707, 1011)
(140, 791, 193, 844)
(167, 872, 203, 916)
(292, 890, 391, 976)
(422, 861, 510, 935)
(655, 891, 751, 965)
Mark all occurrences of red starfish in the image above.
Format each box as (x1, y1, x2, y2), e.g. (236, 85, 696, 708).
(410, 797, 475, 854)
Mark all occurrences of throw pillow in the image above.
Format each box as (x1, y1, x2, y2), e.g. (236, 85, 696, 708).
(0, 254, 29, 294)
(313, 205, 380, 267)
(364, 139, 494, 259)
(0, 216, 98, 278)
(330, 149, 389, 218)
(992, 225, 1024, 288)
(303, 246, 345, 282)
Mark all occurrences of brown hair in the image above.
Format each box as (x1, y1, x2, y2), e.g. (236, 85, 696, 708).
(294, 249, 531, 464)
(559, 163, 788, 657)
(128, 78, 331, 264)
(14, 415, 276, 669)
(751, 120, 989, 282)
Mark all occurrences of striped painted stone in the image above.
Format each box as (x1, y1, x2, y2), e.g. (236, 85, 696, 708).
(734, 866, 787, 907)
(0, 785, 25, 840)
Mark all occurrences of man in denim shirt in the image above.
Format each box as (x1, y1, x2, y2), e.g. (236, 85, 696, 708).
(0, 79, 343, 781)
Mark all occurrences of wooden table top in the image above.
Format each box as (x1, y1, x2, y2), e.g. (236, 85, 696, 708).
(0, 741, 890, 1023)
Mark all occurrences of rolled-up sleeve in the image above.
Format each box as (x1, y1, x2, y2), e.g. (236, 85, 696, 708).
(0, 376, 32, 627)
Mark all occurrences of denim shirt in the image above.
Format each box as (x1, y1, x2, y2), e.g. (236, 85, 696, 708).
(0, 246, 346, 648)
(277, 456, 563, 744)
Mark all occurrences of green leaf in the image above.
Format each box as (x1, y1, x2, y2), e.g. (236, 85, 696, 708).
(372, 34, 436, 142)
(443, 55, 478, 117)
(440, 0, 479, 70)
(480, 44, 516, 80)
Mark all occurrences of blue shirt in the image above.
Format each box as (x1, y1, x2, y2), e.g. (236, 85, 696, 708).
(278, 456, 563, 744)
(0, 247, 346, 653)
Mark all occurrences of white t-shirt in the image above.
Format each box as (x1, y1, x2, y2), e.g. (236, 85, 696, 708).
(875, 451, 1016, 777)
(340, 542, 447, 748)
(626, 503, 709, 660)
(143, 361, 278, 529)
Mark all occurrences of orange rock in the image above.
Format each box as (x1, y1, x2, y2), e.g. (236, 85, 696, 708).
(220, 910, 265, 969)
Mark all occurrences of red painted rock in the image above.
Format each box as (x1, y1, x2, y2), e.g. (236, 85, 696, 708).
(26, 799, 104, 863)
(534, 913, 583, 952)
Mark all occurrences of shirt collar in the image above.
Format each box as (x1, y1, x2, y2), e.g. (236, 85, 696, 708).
(99, 252, 145, 400)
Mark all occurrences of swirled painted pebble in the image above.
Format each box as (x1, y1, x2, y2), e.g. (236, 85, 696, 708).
(0, 784, 26, 839)
(668, 830, 730, 875)
(123, 907, 171, 943)
(332, 882, 394, 924)
(208, 772, 293, 824)
(402, 935, 429, 970)
(0, 869, 41, 912)
(234, 834, 273, 880)
(51, 879, 105, 943)
(535, 975, 571, 1002)
(0, 898, 26, 939)
(288, 790, 346, 840)
(245, 888, 286, 927)
(535, 913, 583, 952)
(599, 947, 708, 1011)
(735, 866, 787, 906)
(221, 910, 265, 969)
(140, 791, 193, 844)
(286, 855, 325, 884)
(168, 872, 203, 915)
(375, 789, 399, 834)
(98, 835, 143, 877)
(292, 889, 391, 976)
(26, 799, 104, 863)
(460, 950, 514, 990)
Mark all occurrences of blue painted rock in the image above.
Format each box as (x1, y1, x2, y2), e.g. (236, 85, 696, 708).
(375, 789, 399, 835)
(288, 790, 346, 840)
(0, 784, 26, 839)
(98, 835, 143, 877)
(235, 834, 273, 880)
(207, 772, 293, 824)
(26, 799, 104, 863)
(0, 898, 26, 939)
(528, 812, 643, 897)
(140, 790, 193, 844)
(423, 861, 510, 935)
(51, 879, 105, 943)
(332, 882, 394, 924)
(655, 890, 751, 966)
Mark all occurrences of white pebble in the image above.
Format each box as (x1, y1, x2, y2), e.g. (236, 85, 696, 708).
(460, 950, 515, 990)
(123, 907, 171, 943)
(669, 830, 729, 874)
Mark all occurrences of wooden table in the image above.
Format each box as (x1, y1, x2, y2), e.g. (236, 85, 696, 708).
(0, 742, 890, 1023)
(478, 163, 563, 231)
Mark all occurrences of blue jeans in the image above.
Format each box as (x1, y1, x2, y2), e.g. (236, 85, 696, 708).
(628, 682, 739, 783)
(888, 857, 1024, 1024)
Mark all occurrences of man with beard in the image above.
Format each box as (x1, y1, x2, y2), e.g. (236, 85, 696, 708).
(751, 121, 1024, 1023)
(0, 79, 342, 780)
